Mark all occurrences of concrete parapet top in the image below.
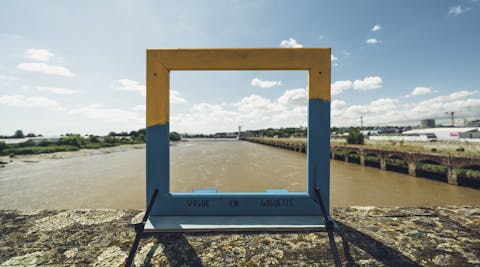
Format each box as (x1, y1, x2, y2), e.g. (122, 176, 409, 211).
(1, 206, 479, 266)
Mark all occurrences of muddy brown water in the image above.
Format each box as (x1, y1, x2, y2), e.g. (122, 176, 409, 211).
(0, 140, 478, 209)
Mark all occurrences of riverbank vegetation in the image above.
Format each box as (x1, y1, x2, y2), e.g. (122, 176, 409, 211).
(0, 129, 185, 156)
(0, 133, 145, 156)
(169, 132, 181, 141)
(416, 162, 448, 174)
(346, 129, 364, 145)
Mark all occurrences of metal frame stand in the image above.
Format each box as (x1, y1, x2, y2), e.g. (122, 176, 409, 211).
(125, 188, 159, 267)
(315, 186, 341, 267)
(125, 187, 341, 266)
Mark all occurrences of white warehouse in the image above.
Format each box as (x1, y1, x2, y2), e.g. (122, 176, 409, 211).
(402, 127, 480, 141)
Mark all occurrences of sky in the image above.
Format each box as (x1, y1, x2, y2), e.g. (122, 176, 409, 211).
(1, 0, 479, 135)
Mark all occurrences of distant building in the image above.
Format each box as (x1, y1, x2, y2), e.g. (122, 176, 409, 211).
(420, 119, 435, 128)
(378, 127, 401, 134)
(369, 127, 480, 142)
(361, 130, 380, 136)
(403, 127, 480, 141)
(466, 120, 480, 127)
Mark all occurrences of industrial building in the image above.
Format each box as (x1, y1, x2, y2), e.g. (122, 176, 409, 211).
(368, 127, 480, 142)
(420, 119, 435, 128)
(466, 120, 480, 127)
(402, 127, 480, 141)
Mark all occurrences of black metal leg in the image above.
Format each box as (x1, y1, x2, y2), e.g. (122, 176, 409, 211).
(315, 186, 341, 267)
(125, 188, 159, 267)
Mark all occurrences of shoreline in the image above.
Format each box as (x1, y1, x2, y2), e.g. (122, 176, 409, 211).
(0, 143, 146, 166)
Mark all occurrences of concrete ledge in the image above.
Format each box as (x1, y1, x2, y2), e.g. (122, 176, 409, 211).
(145, 216, 325, 232)
(1, 206, 479, 266)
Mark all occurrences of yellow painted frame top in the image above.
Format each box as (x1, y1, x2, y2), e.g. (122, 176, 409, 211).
(146, 48, 331, 127)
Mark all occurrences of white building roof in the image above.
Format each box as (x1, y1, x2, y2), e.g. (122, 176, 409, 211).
(402, 127, 479, 135)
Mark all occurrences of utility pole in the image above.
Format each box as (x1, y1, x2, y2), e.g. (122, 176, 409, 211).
(360, 115, 364, 130)
(445, 112, 455, 127)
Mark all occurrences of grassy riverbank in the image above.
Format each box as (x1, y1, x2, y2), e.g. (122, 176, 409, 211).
(0, 134, 144, 157)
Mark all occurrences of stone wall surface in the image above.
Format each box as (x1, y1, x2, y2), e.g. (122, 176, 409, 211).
(0, 206, 479, 266)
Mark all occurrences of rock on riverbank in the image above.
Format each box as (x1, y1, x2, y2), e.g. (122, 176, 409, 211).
(1, 206, 479, 266)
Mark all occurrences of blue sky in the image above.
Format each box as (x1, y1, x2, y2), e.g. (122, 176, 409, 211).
(1, 0, 479, 135)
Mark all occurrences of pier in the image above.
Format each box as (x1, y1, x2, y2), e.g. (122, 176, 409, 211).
(241, 137, 480, 189)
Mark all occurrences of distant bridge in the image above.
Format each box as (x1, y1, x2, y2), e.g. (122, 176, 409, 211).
(241, 137, 480, 189)
(331, 144, 479, 187)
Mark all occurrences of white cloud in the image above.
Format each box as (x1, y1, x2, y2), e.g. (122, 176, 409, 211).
(331, 76, 382, 95)
(447, 90, 477, 99)
(171, 88, 310, 133)
(37, 86, 78, 94)
(448, 5, 471, 15)
(331, 80, 352, 95)
(366, 38, 380, 44)
(68, 104, 143, 124)
(114, 79, 146, 96)
(410, 87, 432, 96)
(280, 38, 303, 48)
(169, 86, 480, 132)
(133, 104, 146, 111)
(0, 94, 62, 110)
(250, 78, 283, 88)
(331, 90, 480, 127)
(278, 88, 307, 108)
(24, 49, 54, 61)
(331, 99, 346, 110)
(353, 76, 383, 90)
(17, 63, 75, 77)
(171, 90, 187, 104)
(113, 79, 187, 104)
(235, 94, 276, 113)
(331, 55, 338, 61)
(371, 25, 382, 32)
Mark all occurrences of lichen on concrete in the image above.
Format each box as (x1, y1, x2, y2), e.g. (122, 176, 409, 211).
(0, 206, 479, 266)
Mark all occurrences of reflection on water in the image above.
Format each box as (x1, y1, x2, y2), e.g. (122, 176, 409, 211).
(0, 140, 478, 209)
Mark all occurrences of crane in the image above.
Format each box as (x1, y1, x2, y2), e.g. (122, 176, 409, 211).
(445, 112, 455, 127)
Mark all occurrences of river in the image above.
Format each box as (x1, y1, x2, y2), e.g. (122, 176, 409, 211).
(0, 140, 478, 209)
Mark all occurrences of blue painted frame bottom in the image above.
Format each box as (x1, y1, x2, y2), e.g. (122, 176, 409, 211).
(146, 99, 330, 217)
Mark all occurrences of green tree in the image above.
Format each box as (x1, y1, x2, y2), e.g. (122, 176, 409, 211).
(264, 129, 275, 137)
(14, 130, 24, 138)
(88, 135, 100, 143)
(26, 133, 36, 137)
(103, 135, 117, 144)
(129, 130, 138, 138)
(17, 140, 35, 147)
(38, 140, 52, 147)
(136, 133, 146, 142)
(346, 129, 364, 145)
(0, 141, 6, 152)
(169, 132, 181, 141)
(58, 135, 87, 148)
